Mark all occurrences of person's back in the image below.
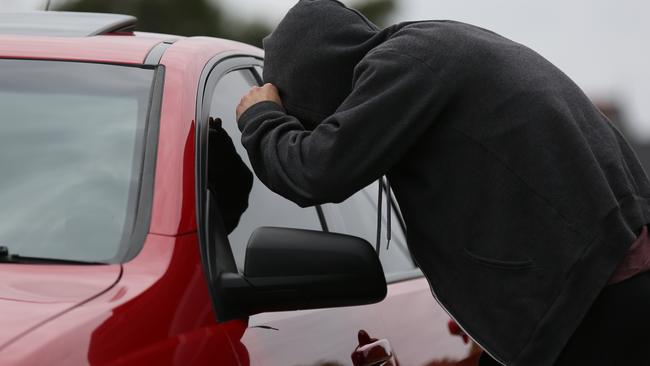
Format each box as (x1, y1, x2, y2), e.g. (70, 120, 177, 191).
(377, 20, 650, 365)
(235, 1, 650, 364)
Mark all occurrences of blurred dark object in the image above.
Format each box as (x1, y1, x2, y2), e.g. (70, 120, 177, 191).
(59, 0, 224, 37)
(58, 0, 271, 47)
(594, 99, 628, 134)
(207, 117, 253, 234)
(57, 0, 396, 47)
(351, 330, 399, 366)
(630, 143, 650, 177)
(355, 0, 396, 27)
(447, 320, 470, 344)
(593, 98, 650, 179)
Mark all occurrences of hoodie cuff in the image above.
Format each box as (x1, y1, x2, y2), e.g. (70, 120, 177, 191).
(238, 101, 286, 132)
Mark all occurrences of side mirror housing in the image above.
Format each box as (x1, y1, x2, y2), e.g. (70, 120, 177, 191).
(216, 227, 387, 320)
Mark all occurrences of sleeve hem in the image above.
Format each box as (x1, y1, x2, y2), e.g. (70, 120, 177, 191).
(238, 101, 286, 132)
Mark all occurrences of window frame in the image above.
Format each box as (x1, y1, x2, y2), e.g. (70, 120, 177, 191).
(195, 54, 329, 320)
(196, 55, 258, 321)
(195, 55, 425, 321)
(383, 186, 425, 283)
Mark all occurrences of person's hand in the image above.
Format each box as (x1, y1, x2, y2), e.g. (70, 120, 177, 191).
(236, 83, 283, 122)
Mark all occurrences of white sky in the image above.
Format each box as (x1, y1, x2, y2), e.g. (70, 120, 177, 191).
(3, 0, 650, 139)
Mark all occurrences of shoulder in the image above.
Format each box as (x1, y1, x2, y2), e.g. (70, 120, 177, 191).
(357, 21, 468, 79)
(354, 47, 435, 82)
(372, 20, 524, 70)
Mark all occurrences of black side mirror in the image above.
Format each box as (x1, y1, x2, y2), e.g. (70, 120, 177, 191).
(215, 227, 387, 320)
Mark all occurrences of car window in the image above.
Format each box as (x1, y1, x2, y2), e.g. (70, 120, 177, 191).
(207, 69, 322, 270)
(0, 59, 155, 263)
(321, 181, 418, 278)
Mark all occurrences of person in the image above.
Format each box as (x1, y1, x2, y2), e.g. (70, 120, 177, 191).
(234, 0, 650, 364)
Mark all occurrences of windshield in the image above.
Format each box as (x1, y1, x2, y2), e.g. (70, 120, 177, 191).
(0, 59, 156, 263)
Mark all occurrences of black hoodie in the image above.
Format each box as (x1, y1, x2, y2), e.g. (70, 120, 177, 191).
(237, 1, 650, 364)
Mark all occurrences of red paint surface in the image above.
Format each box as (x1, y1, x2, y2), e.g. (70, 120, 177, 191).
(0, 34, 164, 64)
(148, 36, 261, 236)
(0, 234, 241, 365)
(0, 264, 120, 349)
(238, 277, 478, 366)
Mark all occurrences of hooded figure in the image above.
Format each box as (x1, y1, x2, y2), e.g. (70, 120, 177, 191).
(236, 1, 650, 364)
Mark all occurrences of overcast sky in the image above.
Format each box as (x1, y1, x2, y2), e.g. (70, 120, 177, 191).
(4, 0, 650, 139)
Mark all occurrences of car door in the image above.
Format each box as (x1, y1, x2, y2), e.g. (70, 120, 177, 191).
(199, 56, 479, 366)
(322, 186, 481, 365)
(200, 60, 387, 366)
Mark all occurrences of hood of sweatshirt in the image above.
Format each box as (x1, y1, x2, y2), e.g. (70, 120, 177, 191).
(262, 0, 385, 129)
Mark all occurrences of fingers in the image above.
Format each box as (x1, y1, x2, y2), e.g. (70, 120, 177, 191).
(236, 83, 283, 122)
(262, 83, 278, 92)
(262, 83, 283, 107)
(236, 87, 255, 121)
(236, 101, 246, 121)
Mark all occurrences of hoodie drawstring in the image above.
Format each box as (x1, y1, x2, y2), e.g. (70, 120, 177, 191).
(375, 178, 382, 253)
(375, 177, 392, 254)
(386, 177, 392, 250)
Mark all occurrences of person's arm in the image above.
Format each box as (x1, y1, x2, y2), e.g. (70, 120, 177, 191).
(237, 50, 449, 207)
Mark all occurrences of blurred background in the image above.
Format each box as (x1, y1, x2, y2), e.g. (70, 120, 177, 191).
(3, 0, 650, 165)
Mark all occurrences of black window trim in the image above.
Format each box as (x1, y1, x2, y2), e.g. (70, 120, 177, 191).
(196, 53, 335, 320)
(195, 54, 264, 321)
(122, 63, 164, 262)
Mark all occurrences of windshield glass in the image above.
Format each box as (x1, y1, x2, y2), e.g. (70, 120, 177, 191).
(0, 59, 155, 263)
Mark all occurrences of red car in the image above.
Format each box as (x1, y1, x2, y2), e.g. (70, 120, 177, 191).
(0, 11, 480, 366)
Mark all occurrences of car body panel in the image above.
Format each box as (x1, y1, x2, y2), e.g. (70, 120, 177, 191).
(0, 34, 163, 64)
(0, 234, 242, 365)
(379, 277, 480, 365)
(240, 304, 385, 365)
(147, 37, 261, 236)
(0, 264, 121, 350)
(235, 278, 477, 366)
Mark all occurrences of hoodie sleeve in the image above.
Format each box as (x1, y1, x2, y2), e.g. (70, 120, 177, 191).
(238, 50, 448, 207)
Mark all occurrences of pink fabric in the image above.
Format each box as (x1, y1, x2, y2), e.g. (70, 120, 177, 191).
(608, 225, 650, 285)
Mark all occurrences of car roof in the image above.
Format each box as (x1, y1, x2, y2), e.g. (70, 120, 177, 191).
(0, 11, 262, 65)
(0, 11, 137, 37)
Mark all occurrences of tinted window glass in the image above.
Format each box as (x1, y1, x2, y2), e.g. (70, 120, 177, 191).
(208, 70, 322, 270)
(0, 59, 154, 262)
(322, 181, 417, 276)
